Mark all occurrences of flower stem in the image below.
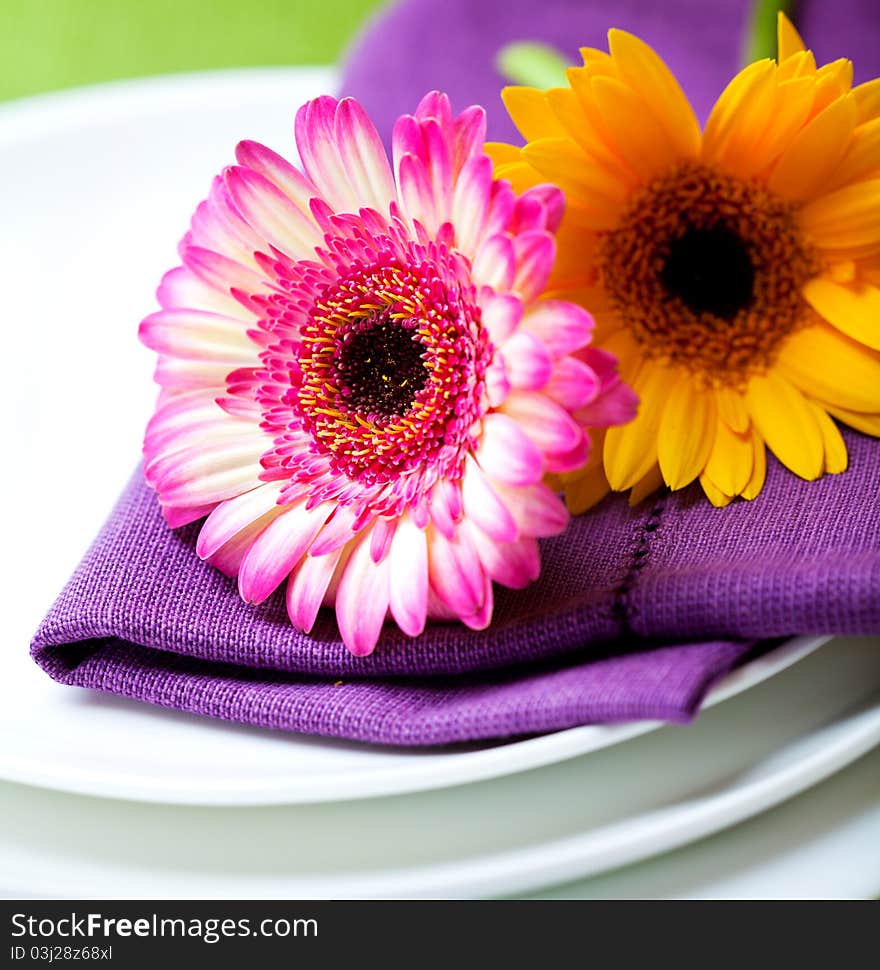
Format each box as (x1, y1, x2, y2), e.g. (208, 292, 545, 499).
(495, 41, 571, 88)
(743, 0, 798, 65)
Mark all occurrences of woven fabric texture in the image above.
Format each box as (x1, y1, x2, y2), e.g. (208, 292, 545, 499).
(31, 429, 879, 744)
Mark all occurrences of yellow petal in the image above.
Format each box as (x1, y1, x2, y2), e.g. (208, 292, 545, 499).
(854, 78, 880, 123)
(579, 47, 616, 75)
(744, 76, 816, 176)
(744, 372, 824, 479)
(657, 375, 717, 489)
(563, 465, 611, 514)
(823, 403, 880, 436)
(628, 465, 664, 506)
(501, 86, 567, 142)
(800, 178, 880, 251)
(768, 93, 857, 201)
(606, 29, 701, 160)
(827, 117, 880, 191)
(522, 136, 630, 219)
(775, 322, 880, 411)
(604, 363, 678, 491)
(806, 401, 849, 474)
(803, 277, 880, 350)
(741, 429, 767, 500)
(777, 49, 817, 82)
(493, 160, 544, 195)
(484, 142, 523, 168)
(715, 385, 750, 432)
(777, 12, 806, 62)
(703, 419, 753, 496)
(702, 60, 776, 168)
(544, 86, 637, 181)
(590, 75, 687, 180)
(698, 473, 734, 508)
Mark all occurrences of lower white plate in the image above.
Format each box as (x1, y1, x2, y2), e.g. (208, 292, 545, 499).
(2, 635, 878, 899)
(531, 741, 880, 899)
(0, 68, 830, 807)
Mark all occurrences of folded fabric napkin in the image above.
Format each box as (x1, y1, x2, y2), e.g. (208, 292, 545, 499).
(340, 0, 879, 147)
(31, 429, 879, 744)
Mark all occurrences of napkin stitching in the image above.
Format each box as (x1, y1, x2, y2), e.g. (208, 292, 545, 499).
(612, 495, 667, 633)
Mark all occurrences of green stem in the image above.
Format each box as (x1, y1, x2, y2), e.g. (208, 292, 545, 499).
(495, 42, 571, 89)
(743, 0, 798, 65)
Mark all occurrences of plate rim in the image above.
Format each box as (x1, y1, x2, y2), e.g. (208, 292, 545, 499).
(0, 636, 831, 806)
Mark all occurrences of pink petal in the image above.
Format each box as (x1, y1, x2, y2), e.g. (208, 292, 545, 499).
(139, 309, 254, 362)
(427, 525, 487, 617)
(512, 230, 555, 303)
(158, 455, 265, 509)
(334, 532, 391, 656)
(500, 331, 553, 390)
(451, 154, 493, 258)
(153, 355, 237, 390)
(544, 356, 602, 411)
(157, 266, 243, 316)
(575, 379, 640, 428)
(452, 105, 487, 177)
(196, 482, 285, 559)
(475, 412, 544, 486)
(235, 139, 320, 210)
(287, 545, 346, 633)
(308, 505, 365, 557)
(181, 246, 270, 296)
(516, 184, 565, 233)
(521, 300, 594, 357)
(489, 481, 569, 538)
(396, 152, 438, 235)
(501, 391, 584, 455)
(461, 455, 518, 543)
(481, 293, 523, 345)
(461, 573, 494, 631)
(333, 98, 397, 212)
(238, 501, 334, 604)
(164, 503, 215, 528)
(370, 516, 397, 564)
(388, 514, 429, 637)
(472, 233, 516, 292)
(207, 512, 282, 577)
(295, 96, 358, 213)
(467, 524, 541, 589)
(428, 478, 462, 539)
(544, 434, 590, 474)
(224, 165, 322, 259)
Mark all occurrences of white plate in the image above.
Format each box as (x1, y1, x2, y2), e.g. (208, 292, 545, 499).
(0, 69, 834, 807)
(1, 635, 878, 899)
(530, 741, 880, 899)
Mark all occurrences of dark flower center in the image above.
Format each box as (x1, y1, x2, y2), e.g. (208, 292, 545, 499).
(335, 317, 429, 419)
(660, 224, 755, 320)
(598, 162, 819, 383)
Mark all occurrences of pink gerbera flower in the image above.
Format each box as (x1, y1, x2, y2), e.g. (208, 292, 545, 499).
(140, 92, 636, 655)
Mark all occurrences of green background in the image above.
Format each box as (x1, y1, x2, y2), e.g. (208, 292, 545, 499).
(0, 0, 386, 102)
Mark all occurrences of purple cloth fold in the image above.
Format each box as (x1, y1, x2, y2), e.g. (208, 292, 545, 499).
(31, 429, 880, 745)
(339, 0, 880, 147)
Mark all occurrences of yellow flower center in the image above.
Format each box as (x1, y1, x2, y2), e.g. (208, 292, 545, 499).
(598, 162, 819, 386)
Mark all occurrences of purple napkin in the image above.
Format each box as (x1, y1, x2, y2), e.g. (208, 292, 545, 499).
(31, 429, 879, 744)
(340, 0, 880, 147)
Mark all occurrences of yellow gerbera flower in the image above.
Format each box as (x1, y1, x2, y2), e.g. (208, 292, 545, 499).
(489, 13, 880, 510)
